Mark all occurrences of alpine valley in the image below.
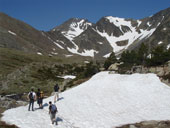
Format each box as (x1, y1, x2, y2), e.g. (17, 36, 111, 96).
(1, 7, 170, 128)
(0, 7, 170, 95)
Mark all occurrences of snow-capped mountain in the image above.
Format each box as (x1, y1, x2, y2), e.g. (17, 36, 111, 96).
(0, 7, 170, 59)
(48, 7, 170, 58)
(94, 16, 158, 53)
(2, 72, 170, 128)
(52, 18, 92, 41)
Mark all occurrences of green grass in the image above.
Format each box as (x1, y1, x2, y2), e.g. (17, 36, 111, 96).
(0, 48, 60, 75)
(0, 48, 95, 95)
(0, 48, 93, 75)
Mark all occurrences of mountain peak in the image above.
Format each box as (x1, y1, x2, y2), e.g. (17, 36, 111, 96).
(104, 16, 133, 27)
(52, 18, 93, 40)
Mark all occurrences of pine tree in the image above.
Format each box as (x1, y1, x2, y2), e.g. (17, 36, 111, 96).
(146, 45, 170, 66)
(104, 52, 117, 69)
(120, 50, 137, 65)
(84, 61, 99, 77)
(137, 43, 148, 65)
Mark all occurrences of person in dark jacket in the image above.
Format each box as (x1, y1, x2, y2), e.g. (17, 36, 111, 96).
(54, 83, 59, 103)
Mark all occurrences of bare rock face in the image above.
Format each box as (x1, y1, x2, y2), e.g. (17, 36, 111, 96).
(108, 63, 120, 71)
(129, 61, 170, 86)
(0, 95, 27, 109)
(115, 40, 128, 46)
(1, 8, 170, 59)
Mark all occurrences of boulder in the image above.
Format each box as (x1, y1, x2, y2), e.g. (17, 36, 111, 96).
(0, 95, 27, 109)
(156, 66, 164, 76)
(108, 63, 120, 71)
(148, 67, 157, 73)
(116, 120, 170, 128)
(131, 66, 142, 73)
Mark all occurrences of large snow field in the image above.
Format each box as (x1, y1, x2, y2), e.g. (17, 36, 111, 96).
(2, 72, 170, 128)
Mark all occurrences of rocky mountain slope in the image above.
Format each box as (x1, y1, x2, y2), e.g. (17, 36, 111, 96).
(48, 7, 170, 58)
(0, 8, 170, 59)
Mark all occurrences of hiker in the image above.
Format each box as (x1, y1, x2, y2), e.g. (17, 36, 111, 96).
(49, 101, 58, 124)
(54, 83, 59, 102)
(36, 88, 44, 109)
(27, 88, 36, 111)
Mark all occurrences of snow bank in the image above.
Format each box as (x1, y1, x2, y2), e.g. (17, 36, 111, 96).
(62, 75, 76, 79)
(8, 30, 17, 36)
(2, 72, 170, 128)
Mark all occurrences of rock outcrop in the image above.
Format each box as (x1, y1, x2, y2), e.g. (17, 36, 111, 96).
(116, 120, 170, 128)
(129, 61, 170, 86)
(0, 95, 27, 109)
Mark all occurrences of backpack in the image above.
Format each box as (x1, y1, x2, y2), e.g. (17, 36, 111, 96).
(40, 91, 44, 98)
(54, 84, 59, 92)
(29, 92, 34, 100)
(51, 104, 57, 113)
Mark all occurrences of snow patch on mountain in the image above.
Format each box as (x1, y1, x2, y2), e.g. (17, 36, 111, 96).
(37, 52, 43, 55)
(51, 52, 58, 55)
(106, 16, 132, 33)
(2, 72, 170, 128)
(56, 40, 65, 45)
(103, 52, 111, 58)
(62, 19, 92, 41)
(106, 16, 131, 27)
(62, 75, 76, 79)
(53, 41, 64, 49)
(8, 30, 17, 36)
(68, 47, 98, 57)
(96, 16, 158, 53)
(66, 36, 98, 57)
(137, 20, 142, 27)
(98, 42, 103, 45)
(46, 35, 65, 50)
(158, 41, 163, 45)
(163, 28, 167, 31)
(65, 54, 73, 57)
(167, 44, 170, 50)
(139, 28, 156, 39)
(147, 21, 152, 27)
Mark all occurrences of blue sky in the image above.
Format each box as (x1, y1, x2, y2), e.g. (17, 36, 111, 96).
(0, 0, 169, 31)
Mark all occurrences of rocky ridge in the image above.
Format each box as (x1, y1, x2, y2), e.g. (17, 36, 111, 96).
(0, 8, 170, 59)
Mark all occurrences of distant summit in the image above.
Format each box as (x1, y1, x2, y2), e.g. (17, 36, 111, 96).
(0, 7, 170, 59)
(52, 18, 92, 40)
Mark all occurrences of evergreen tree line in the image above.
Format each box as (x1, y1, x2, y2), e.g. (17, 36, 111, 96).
(104, 43, 170, 70)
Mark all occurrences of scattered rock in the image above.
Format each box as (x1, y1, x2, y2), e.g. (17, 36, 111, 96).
(116, 40, 128, 46)
(116, 120, 170, 128)
(0, 95, 27, 109)
(108, 63, 121, 71)
(129, 125, 137, 128)
(128, 61, 170, 86)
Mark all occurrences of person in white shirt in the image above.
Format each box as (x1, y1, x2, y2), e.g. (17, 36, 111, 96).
(27, 88, 36, 111)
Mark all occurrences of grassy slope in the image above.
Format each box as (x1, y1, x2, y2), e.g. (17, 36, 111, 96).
(0, 48, 94, 95)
